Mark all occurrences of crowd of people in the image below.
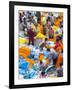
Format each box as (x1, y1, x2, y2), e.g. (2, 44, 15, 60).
(18, 10, 63, 79)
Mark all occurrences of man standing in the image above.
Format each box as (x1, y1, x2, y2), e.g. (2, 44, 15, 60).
(27, 27, 35, 45)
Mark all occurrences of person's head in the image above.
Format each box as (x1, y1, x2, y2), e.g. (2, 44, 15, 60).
(31, 27, 34, 31)
(37, 18, 41, 23)
(58, 16, 60, 18)
(29, 12, 31, 16)
(56, 36, 60, 42)
(59, 36, 62, 41)
(45, 38, 48, 41)
(51, 13, 53, 16)
(48, 16, 50, 21)
(47, 48, 50, 52)
(22, 11, 25, 16)
(40, 60, 43, 64)
(56, 17, 58, 21)
(19, 13, 22, 17)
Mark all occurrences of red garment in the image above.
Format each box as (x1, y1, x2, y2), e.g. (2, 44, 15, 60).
(55, 41, 61, 49)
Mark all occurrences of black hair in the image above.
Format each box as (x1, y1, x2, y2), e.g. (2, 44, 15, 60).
(51, 13, 53, 16)
(45, 38, 48, 41)
(40, 60, 43, 64)
(41, 71, 45, 76)
(56, 36, 60, 42)
(19, 13, 21, 16)
(47, 48, 50, 52)
(48, 16, 50, 20)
